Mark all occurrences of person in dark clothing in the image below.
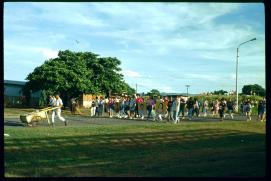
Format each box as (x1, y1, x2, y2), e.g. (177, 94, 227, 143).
(186, 97, 194, 120)
(178, 97, 186, 119)
(245, 99, 252, 121)
(227, 99, 234, 119)
(167, 97, 173, 121)
(258, 99, 266, 122)
(219, 99, 227, 121)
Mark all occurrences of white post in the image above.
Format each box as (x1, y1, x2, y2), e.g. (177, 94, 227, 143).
(236, 48, 239, 112)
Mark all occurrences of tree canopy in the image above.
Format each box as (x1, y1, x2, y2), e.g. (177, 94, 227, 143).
(212, 90, 228, 95)
(23, 50, 135, 106)
(242, 84, 265, 96)
(147, 89, 161, 97)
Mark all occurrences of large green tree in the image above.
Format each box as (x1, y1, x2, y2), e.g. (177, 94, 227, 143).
(23, 50, 135, 106)
(147, 89, 160, 97)
(213, 90, 228, 95)
(242, 84, 265, 96)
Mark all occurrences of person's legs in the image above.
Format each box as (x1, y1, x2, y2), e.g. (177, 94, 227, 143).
(203, 108, 206, 117)
(93, 107, 96, 116)
(135, 104, 139, 118)
(178, 107, 182, 117)
(56, 109, 67, 126)
(229, 110, 233, 119)
(173, 111, 177, 123)
(57, 109, 65, 120)
(246, 111, 249, 121)
(182, 109, 185, 119)
(188, 108, 193, 120)
(138, 110, 143, 119)
(219, 110, 224, 121)
(147, 106, 151, 119)
(52, 110, 56, 125)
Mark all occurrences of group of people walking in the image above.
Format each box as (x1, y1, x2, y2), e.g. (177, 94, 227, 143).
(88, 94, 266, 123)
(48, 94, 266, 126)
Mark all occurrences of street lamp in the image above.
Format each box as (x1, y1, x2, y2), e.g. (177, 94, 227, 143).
(235, 38, 256, 112)
(185, 85, 190, 96)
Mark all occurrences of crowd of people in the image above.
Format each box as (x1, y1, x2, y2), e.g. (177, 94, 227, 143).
(87, 94, 266, 123)
(47, 93, 266, 126)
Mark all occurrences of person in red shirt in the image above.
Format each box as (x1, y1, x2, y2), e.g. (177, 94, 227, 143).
(136, 95, 145, 119)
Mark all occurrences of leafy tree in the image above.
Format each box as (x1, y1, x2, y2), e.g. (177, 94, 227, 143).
(147, 89, 160, 97)
(38, 90, 48, 107)
(213, 90, 228, 95)
(23, 50, 134, 106)
(242, 84, 265, 96)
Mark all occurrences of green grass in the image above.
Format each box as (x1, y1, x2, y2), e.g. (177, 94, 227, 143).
(4, 108, 266, 177)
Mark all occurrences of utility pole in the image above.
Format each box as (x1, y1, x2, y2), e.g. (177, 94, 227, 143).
(185, 85, 190, 97)
(235, 38, 256, 112)
(136, 83, 138, 94)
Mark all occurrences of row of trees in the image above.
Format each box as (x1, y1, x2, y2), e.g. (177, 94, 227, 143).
(23, 50, 135, 106)
(210, 84, 265, 96)
(147, 84, 265, 97)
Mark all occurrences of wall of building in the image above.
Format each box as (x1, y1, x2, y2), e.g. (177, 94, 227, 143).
(4, 80, 41, 108)
(78, 94, 105, 108)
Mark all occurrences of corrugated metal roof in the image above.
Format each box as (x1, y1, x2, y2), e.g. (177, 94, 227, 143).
(4, 80, 26, 86)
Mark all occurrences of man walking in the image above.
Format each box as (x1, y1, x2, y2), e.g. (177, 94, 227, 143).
(52, 94, 67, 126)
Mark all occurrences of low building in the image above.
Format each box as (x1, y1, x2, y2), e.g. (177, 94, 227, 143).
(4, 80, 41, 107)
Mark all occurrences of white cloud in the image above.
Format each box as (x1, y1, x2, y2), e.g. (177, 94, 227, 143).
(122, 70, 142, 78)
(40, 48, 58, 59)
(4, 2, 264, 93)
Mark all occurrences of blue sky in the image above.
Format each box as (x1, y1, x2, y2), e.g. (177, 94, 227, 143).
(4, 2, 265, 94)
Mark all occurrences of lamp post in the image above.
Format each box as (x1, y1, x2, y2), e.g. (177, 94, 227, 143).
(185, 85, 190, 97)
(235, 38, 256, 112)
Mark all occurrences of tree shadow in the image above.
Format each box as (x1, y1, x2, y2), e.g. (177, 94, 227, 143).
(4, 120, 25, 127)
(4, 128, 265, 177)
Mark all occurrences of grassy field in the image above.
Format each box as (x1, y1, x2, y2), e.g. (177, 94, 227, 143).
(4, 108, 266, 177)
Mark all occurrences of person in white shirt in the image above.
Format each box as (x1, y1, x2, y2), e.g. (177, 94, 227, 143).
(52, 94, 67, 126)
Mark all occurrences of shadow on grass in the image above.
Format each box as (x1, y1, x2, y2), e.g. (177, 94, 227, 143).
(4, 120, 25, 127)
(4, 128, 265, 177)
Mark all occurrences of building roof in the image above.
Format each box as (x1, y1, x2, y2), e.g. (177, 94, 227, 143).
(4, 80, 26, 86)
(160, 92, 199, 97)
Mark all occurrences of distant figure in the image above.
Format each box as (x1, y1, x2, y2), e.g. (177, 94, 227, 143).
(193, 98, 200, 117)
(156, 102, 164, 121)
(74, 99, 81, 115)
(136, 95, 145, 119)
(178, 96, 186, 120)
(186, 97, 194, 120)
(212, 99, 219, 117)
(90, 97, 96, 117)
(48, 95, 56, 107)
(167, 97, 173, 122)
(108, 97, 115, 118)
(219, 99, 227, 121)
(227, 99, 234, 119)
(94, 97, 100, 117)
(70, 98, 76, 114)
(129, 97, 136, 119)
(245, 99, 252, 121)
(172, 96, 180, 124)
(202, 100, 208, 117)
(146, 96, 155, 120)
(257, 98, 266, 122)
